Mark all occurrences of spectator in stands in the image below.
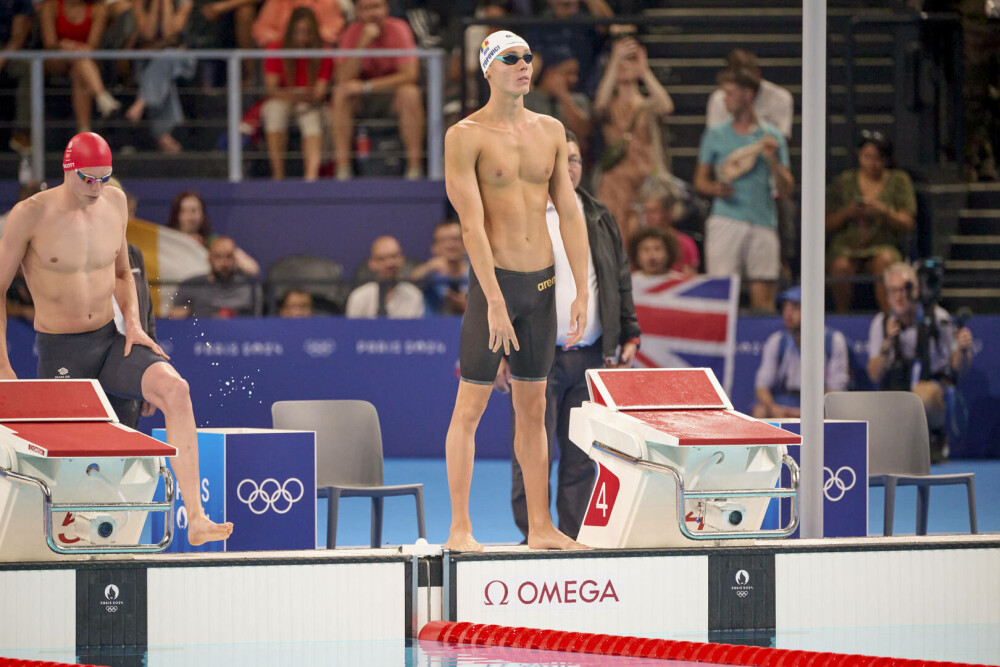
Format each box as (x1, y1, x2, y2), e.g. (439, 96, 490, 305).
(166, 189, 261, 277)
(595, 35, 674, 245)
(345, 235, 425, 318)
(705, 50, 796, 279)
(0, 0, 33, 150)
(496, 128, 640, 542)
(39, 0, 122, 132)
(123, 0, 196, 154)
(331, 0, 424, 180)
(638, 175, 700, 274)
(170, 236, 258, 318)
(523, 45, 592, 149)
(628, 226, 678, 278)
(867, 262, 974, 462)
(694, 67, 793, 312)
(527, 0, 613, 96)
(410, 220, 469, 315)
(826, 130, 916, 314)
(251, 0, 344, 46)
(277, 287, 314, 317)
(261, 7, 332, 180)
(1, 182, 44, 323)
(706, 49, 793, 140)
(751, 285, 849, 419)
(185, 0, 260, 84)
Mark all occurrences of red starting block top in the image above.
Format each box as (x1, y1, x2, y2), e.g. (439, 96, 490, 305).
(587, 368, 732, 411)
(628, 410, 802, 447)
(3, 422, 177, 458)
(0, 380, 116, 422)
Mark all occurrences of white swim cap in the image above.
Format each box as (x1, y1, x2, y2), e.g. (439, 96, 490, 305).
(480, 30, 530, 75)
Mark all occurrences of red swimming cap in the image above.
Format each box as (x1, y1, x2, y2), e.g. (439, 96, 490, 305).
(63, 132, 112, 171)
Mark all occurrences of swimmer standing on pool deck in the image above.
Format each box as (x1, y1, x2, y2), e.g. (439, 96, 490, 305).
(444, 32, 591, 551)
(0, 132, 232, 547)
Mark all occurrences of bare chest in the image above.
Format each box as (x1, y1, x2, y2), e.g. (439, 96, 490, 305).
(29, 214, 121, 274)
(476, 130, 556, 189)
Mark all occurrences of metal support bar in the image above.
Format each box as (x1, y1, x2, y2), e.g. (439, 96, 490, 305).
(0, 463, 175, 555)
(592, 442, 800, 541)
(227, 55, 242, 183)
(426, 51, 444, 180)
(30, 58, 44, 183)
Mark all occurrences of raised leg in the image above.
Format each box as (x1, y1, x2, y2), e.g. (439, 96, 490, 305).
(141, 362, 232, 546)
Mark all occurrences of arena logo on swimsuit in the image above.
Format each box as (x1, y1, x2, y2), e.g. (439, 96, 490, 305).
(537, 276, 555, 292)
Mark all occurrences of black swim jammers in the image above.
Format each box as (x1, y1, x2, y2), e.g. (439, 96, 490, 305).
(460, 266, 557, 384)
(36, 320, 167, 401)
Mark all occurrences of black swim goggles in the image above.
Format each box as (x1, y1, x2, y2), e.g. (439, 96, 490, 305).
(497, 52, 533, 66)
(75, 169, 113, 185)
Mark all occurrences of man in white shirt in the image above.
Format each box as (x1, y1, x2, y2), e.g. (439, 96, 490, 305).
(751, 285, 849, 418)
(705, 49, 793, 140)
(346, 235, 425, 318)
(497, 130, 641, 540)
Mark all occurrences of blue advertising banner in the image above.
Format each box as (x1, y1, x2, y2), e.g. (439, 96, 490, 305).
(770, 420, 868, 539)
(5, 313, 999, 460)
(224, 431, 316, 552)
(151, 429, 226, 553)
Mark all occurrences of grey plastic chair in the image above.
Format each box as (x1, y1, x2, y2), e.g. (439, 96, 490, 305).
(271, 400, 426, 548)
(824, 391, 976, 536)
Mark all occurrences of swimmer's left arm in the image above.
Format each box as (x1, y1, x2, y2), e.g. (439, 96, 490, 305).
(548, 120, 590, 347)
(112, 193, 168, 360)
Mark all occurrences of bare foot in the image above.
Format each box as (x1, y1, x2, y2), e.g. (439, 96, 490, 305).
(444, 530, 483, 552)
(125, 99, 145, 123)
(527, 526, 589, 550)
(187, 513, 233, 546)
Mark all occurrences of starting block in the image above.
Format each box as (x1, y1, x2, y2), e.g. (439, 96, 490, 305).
(0, 380, 176, 560)
(569, 368, 801, 548)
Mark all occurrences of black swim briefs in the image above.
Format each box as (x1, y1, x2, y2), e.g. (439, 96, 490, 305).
(36, 320, 167, 401)
(460, 265, 557, 384)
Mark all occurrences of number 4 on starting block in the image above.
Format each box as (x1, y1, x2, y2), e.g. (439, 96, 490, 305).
(583, 464, 620, 528)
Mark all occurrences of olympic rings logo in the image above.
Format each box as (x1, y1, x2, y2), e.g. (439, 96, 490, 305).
(236, 478, 305, 514)
(823, 466, 856, 502)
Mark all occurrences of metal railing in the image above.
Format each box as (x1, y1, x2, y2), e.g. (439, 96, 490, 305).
(3, 47, 446, 182)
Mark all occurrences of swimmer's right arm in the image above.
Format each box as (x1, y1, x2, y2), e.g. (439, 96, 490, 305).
(445, 125, 518, 354)
(0, 202, 35, 377)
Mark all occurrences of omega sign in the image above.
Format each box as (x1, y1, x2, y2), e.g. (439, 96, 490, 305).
(483, 578, 619, 607)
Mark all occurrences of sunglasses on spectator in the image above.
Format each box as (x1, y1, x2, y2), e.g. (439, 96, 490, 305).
(76, 169, 113, 185)
(497, 52, 533, 66)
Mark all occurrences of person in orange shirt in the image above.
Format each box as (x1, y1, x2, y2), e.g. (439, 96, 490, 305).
(251, 0, 344, 47)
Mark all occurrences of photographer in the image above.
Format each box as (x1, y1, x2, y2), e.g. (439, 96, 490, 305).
(867, 261, 974, 462)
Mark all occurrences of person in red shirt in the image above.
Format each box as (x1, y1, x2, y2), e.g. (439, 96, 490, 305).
(261, 6, 332, 180)
(331, 0, 423, 180)
(251, 0, 344, 47)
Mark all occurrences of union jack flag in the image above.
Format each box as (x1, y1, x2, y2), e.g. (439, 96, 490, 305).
(631, 274, 741, 393)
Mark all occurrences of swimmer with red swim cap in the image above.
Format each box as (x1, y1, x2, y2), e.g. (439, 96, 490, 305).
(0, 132, 233, 547)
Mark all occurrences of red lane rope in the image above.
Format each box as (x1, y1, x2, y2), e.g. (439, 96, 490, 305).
(0, 661, 102, 667)
(418, 621, 991, 667)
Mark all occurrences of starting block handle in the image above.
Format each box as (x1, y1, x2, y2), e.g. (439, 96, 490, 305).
(592, 442, 800, 541)
(0, 462, 176, 555)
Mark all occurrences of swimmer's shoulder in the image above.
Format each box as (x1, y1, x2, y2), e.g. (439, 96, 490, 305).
(533, 112, 566, 139)
(445, 117, 488, 157)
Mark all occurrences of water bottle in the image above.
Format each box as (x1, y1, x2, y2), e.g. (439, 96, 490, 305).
(18, 154, 32, 184)
(355, 127, 371, 163)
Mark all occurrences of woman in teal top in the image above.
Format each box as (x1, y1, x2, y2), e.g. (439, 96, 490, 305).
(826, 130, 917, 313)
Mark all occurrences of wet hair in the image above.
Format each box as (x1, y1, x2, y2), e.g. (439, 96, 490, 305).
(628, 226, 679, 272)
(166, 190, 213, 241)
(716, 67, 761, 95)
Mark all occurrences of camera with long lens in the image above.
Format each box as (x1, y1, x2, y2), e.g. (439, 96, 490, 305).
(916, 257, 945, 311)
